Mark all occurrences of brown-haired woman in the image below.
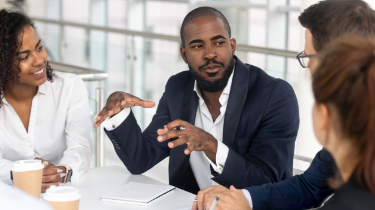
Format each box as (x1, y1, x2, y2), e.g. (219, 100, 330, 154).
(312, 38, 375, 209)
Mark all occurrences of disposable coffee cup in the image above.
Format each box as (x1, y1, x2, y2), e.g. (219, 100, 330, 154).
(44, 186, 81, 210)
(12, 160, 44, 198)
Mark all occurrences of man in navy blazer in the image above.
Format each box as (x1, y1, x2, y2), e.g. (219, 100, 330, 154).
(94, 7, 299, 195)
(193, 1, 375, 209)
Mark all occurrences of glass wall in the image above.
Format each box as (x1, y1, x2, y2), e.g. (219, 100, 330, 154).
(25, 0, 305, 180)
(22, 0, 370, 181)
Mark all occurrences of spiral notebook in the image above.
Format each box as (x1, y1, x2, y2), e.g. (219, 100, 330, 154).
(101, 182, 176, 206)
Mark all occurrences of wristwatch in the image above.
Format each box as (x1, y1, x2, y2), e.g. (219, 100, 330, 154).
(65, 168, 73, 183)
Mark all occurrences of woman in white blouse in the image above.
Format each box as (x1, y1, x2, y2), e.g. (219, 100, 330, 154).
(0, 10, 92, 192)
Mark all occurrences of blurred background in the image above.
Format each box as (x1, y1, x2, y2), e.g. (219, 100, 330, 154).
(1, 0, 374, 184)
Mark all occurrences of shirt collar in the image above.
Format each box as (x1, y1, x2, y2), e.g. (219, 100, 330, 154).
(1, 83, 46, 105)
(194, 60, 235, 99)
(3, 96, 9, 105)
(38, 83, 47, 95)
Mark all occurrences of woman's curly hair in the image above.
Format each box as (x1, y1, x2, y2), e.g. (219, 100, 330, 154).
(0, 9, 54, 108)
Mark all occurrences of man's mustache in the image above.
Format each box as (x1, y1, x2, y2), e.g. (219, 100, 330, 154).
(198, 59, 224, 71)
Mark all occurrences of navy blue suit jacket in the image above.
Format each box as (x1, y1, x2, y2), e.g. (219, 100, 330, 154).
(105, 57, 299, 194)
(247, 148, 336, 209)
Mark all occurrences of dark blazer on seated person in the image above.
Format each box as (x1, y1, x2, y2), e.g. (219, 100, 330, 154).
(104, 56, 299, 194)
(319, 175, 375, 210)
(247, 148, 336, 210)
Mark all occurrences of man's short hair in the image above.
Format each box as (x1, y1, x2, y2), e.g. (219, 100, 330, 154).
(299, 0, 375, 52)
(180, 6, 231, 47)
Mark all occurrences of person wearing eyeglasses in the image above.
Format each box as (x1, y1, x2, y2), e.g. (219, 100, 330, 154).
(193, 1, 375, 209)
(296, 51, 316, 69)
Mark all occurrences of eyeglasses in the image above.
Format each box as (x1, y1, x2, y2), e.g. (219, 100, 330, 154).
(296, 51, 317, 68)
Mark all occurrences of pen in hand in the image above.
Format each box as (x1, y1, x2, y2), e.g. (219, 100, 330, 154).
(209, 196, 219, 210)
(164, 125, 185, 130)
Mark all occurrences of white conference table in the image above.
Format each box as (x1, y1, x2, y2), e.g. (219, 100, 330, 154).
(63, 166, 195, 210)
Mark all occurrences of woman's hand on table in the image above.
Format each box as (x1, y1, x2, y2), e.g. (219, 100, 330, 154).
(34, 157, 66, 193)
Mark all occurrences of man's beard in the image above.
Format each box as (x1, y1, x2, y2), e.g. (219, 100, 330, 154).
(189, 56, 235, 93)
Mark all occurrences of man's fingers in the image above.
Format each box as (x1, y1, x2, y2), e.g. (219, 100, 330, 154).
(94, 107, 110, 128)
(157, 128, 168, 136)
(157, 129, 185, 142)
(130, 95, 155, 108)
(121, 94, 155, 108)
(95, 105, 110, 120)
(196, 186, 217, 210)
(168, 136, 188, 148)
(185, 142, 197, 155)
(165, 119, 188, 131)
(94, 91, 155, 128)
(93, 118, 106, 128)
(204, 196, 215, 210)
(135, 100, 155, 108)
(191, 200, 198, 210)
(94, 93, 126, 127)
(196, 190, 206, 210)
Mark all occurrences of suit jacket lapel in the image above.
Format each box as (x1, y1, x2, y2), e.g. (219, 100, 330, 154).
(169, 76, 200, 193)
(223, 56, 249, 149)
(174, 76, 198, 158)
(181, 77, 198, 124)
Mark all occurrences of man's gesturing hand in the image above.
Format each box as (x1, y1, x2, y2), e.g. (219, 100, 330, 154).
(192, 185, 251, 210)
(156, 120, 218, 162)
(94, 91, 155, 128)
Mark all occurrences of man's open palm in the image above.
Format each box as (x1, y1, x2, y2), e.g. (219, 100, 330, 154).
(94, 91, 155, 128)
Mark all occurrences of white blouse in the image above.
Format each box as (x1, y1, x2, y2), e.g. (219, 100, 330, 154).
(0, 72, 93, 185)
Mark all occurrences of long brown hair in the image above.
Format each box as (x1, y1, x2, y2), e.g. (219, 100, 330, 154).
(312, 38, 375, 195)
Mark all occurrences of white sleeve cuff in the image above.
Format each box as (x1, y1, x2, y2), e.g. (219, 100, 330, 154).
(103, 108, 131, 131)
(57, 164, 71, 171)
(242, 189, 254, 209)
(204, 141, 229, 174)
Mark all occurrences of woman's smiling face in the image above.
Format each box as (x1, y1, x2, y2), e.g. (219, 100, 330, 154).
(14, 25, 48, 87)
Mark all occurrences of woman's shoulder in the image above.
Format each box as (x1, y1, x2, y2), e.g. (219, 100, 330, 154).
(319, 177, 375, 210)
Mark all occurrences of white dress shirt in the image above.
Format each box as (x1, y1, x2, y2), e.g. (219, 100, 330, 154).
(242, 189, 253, 209)
(104, 68, 234, 190)
(0, 180, 52, 210)
(0, 72, 93, 185)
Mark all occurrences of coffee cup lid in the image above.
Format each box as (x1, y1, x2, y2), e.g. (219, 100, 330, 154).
(11, 160, 44, 172)
(44, 186, 81, 202)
